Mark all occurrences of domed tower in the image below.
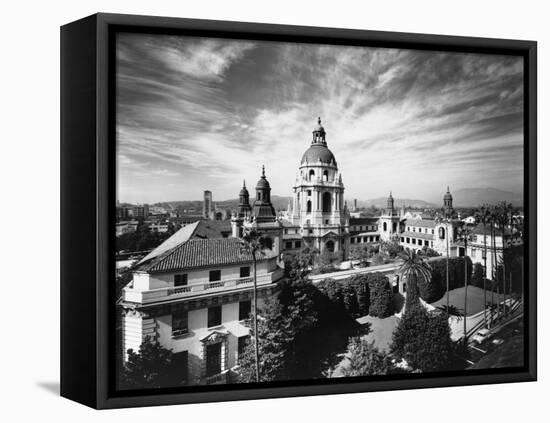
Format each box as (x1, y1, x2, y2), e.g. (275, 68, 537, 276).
(379, 191, 401, 241)
(252, 165, 276, 223)
(443, 186, 454, 218)
(290, 117, 349, 258)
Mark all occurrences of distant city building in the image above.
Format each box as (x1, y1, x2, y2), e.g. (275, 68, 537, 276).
(116, 220, 139, 237)
(203, 190, 212, 219)
(116, 206, 132, 221)
(132, 204, 149, 220)
(149, 221, 170, 233)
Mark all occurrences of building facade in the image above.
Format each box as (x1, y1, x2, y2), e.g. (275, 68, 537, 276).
(120, 236, 283, 385)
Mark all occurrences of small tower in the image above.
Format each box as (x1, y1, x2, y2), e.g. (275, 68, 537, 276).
(238, 180, 251, 218)
(443, 186, 454, 218)
(379, 191, 401, 241)
(251, 165, 276, 223)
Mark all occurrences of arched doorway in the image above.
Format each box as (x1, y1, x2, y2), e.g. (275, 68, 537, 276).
(322, 192, 331, 213)
(326, 240, 335, 253)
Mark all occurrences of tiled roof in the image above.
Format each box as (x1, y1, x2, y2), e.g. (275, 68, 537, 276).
(138, 221, 200, 264)
(404, 218, 436, 228)
(350, 217, 379, 225)
(471, 223, 514, 236)
(138, 220, 232, 265)
(137, 238, 275, 273)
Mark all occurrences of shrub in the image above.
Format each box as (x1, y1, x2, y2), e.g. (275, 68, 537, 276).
(367, 273, 394, 318)
(390, 305, 453, 372)
(341, 337, 393, 377)
(418, 256, 473, 303)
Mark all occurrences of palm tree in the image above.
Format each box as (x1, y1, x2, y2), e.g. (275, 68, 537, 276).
(239, 226, 273, 383)
(474, 205, 491, 328)
(457, 225, 472, 346)
(435, 213, 450, 318)
(489, 206, 500, 322)
(398, 249, 432, 310)
(436, 304, 464, 321)
(497, 202, 513, 316)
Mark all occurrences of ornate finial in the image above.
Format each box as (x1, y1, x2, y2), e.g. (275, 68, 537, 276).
(318, 116, 321, 125)
(447, 186, 450, 192)
(243, 179, 246, 188)
(261, 165, 265, 177)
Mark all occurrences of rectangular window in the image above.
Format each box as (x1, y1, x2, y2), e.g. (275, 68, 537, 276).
(172, 308, 188, 336)
(237, 336, 249, 360)
(285, 241, 293, 249)
(295, 240, 301, 249)
(174, 274, 188, 286)
(208, 305, 222, 328)
(239, 266, 250, 278)
(401, 237, 404, 242)
(239, 300, 251, 320)
(412, 238, 416, 244)
(209, 270, 221, 282)
(406, 237, 410, 243)
(284, 229, 288, 234)
(413, 227, 416, 232)
(307, 190, 312, 196)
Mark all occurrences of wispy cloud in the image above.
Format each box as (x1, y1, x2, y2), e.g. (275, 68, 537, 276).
(116, 34, 523, 204)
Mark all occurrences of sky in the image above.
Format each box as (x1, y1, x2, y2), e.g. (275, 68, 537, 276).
(116, 33, 524, 204)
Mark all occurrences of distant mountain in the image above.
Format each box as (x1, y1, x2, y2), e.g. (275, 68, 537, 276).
(358, 197, 437, 209)
(450, 188, 523, 207)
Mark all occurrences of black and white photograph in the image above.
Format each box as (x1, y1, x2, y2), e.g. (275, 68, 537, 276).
(114, 32, 527, 390)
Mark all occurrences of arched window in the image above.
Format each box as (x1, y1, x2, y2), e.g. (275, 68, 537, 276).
(322, 192, 331, 213)
(309, 169, 315, 181)
(383, 222, 387, 231)
(439, 227, 446, 239)
(392, 222, 397, 232)
(257, 192, 261, 201)
(323, 170, 329, 181)
(306, 200, 312, 213)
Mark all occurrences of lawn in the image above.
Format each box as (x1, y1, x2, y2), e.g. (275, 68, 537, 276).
(356, 314, 397, 352)
(431, 286, 505, 317)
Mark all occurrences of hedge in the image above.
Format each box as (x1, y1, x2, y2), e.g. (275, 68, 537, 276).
(418, 256, 473, 303)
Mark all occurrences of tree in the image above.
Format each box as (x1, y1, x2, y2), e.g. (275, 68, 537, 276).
(236, 296, 293, 382)
(367, 273, 394, 318)
(120, 340, 177, 389)
(341, 337, 394, 377)
(471, 262, 485, 288)
(390, 304, 453, 372)
(475, 204, 492, 327)
(397, 249, 432, 309)
(239, 227, 273, 383)
(380, 238, 402, 259)
(457, 224, 473, 345)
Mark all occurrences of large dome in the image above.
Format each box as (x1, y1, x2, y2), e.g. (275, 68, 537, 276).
(301, 144, 337, 166)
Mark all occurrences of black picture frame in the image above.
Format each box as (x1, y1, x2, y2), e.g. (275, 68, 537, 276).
(60, 12, 537, 409)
